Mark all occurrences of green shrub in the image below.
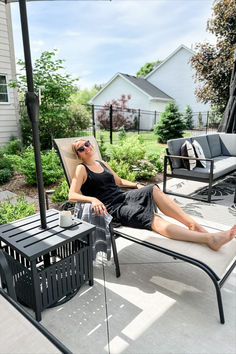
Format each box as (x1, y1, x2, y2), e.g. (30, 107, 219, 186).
(3, 138, 22, 155)
(51, 178, 69, 202)
(135, 161, 157, 180)
(118, 126, 127, 140)
(183, 105, 194, 130)
(154, 102, 185, 143)
(146, 152, 164, 173)
(109, 136, 145, 165)
(0, 168, 13, 185)
(0, 154, 14, 185)
(109, 159, 137, 181)
(0, 195, 35, 225)
(13, 148, 63, 185)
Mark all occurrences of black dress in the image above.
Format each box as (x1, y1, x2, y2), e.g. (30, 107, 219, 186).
(81, 161, 158, 230)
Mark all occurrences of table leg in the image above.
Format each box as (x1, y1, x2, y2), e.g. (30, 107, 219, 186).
(88, 232, 94, 286)
(31, 260, 42, 322)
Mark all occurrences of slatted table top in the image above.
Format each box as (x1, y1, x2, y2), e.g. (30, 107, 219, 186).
(0, 209, 95, 261)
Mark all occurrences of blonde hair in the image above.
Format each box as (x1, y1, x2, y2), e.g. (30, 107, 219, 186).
(72, 138, 94, 160)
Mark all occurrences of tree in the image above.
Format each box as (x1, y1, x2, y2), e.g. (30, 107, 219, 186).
(96, 94, 136, 131)
(10, 50, 78, 149)
(183, 105, 194, 130)
(70, 86, 99, 111)
(154, 102, 185, 143)
(136, 60, 162, 77)
(190, 0, 236, 114)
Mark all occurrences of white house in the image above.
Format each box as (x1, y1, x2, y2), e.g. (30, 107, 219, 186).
(90, 45, 211, 129)
(90, 73, 173, 130)
(0, 2, 20, 146)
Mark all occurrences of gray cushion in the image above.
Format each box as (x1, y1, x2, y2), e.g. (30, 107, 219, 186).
(219, 133, 236, 156)
(190, 135, 212, 158)
(172, 156, 236, 179)
(167, 137, 191, 168)
(207, 134, 222, 157)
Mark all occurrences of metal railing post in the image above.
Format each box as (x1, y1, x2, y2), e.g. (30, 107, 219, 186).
(92, 105, 96, 138)
(109, 105, 113, 144)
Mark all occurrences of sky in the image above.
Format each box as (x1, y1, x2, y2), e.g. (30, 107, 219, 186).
(10, 0, 216, 90)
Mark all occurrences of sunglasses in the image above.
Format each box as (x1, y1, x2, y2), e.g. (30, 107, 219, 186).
(76, 140, 91, 153)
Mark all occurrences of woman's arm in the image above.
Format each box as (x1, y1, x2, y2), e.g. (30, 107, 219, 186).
(69, 165, 107, 214)
(102, 161, 143, 189)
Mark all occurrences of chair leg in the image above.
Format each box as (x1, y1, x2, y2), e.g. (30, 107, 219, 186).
(110, 233, 120, 278)
(208, 181, 212, 203)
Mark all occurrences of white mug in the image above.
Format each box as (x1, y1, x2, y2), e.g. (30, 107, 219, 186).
(59, 211, 73, 228)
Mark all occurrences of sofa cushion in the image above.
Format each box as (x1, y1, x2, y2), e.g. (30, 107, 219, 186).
(207, 134, 222, 157)
(167, 137, 191, 168)
(219, 133, 236, 156)
(190, 135, 212, 158)
(181, 140, 196, 170)
(192, 139, 206, 168)
(172, 156, 236, 179)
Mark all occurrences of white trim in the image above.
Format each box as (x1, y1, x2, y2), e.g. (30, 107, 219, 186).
(0, 73, 10, 104)
(145, 44, 196, 80)
(149, 97, 174, 102)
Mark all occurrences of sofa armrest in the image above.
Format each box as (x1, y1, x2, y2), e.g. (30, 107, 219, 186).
(164, 155, 214, 180)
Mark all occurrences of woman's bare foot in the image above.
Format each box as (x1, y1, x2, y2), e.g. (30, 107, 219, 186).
(189, 223, 208, 233)
(208, 225, 236, 251)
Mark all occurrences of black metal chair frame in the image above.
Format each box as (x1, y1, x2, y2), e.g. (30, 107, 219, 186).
(51, 138, 236, 324)
(163, 149, 236, 203)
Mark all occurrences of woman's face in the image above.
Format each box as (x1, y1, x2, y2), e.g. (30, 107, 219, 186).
(74, 139, 94, 159)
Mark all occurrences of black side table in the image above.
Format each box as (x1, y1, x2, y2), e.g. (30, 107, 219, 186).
(0, 209, 95, 321)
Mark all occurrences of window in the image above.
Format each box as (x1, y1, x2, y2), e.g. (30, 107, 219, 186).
(0, 74, 9, 103)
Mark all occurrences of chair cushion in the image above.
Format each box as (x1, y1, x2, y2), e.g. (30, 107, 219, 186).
(167, 137, 191, 168)
(181, 141, 196, 170)
(207, 134, 222, 157)
(219, 133, 236, 156)
(172, 156, 236, 179)
(192, 139, 206, 168)
(190, 135, 212, 158)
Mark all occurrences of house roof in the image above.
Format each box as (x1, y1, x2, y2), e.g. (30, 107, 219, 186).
(89, 72, 173, 103)
(145, 44, 196, 79)
(119, 73, 173, 100)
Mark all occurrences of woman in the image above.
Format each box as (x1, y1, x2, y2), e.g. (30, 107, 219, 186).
(69, 139, 236, 251)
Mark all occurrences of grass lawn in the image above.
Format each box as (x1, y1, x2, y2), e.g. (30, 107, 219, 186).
(95, 130, 167, 156)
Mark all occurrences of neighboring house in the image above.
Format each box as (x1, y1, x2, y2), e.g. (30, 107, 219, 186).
(0, 2, 20, 146)
(90, 44, 211, 129)
(90, 73, 173, 130)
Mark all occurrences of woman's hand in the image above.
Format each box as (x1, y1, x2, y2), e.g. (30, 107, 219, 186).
(136, 182, 144, 189)
(91, 197, 107, 215)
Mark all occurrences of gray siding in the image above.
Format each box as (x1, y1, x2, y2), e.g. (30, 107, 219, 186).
(0, 2, 20, 146)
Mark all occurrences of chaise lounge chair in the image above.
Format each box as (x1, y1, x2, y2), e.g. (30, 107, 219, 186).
(53, 136, 236, 324)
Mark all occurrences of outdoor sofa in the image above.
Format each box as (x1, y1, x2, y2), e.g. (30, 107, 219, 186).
(163, 133, 236, 202)
(51, 136, 236, 324)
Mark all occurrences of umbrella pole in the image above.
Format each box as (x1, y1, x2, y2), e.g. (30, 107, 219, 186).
(19, 0, 47, 229)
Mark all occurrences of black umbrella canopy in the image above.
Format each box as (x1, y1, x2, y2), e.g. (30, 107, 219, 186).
(218, 50, 236, 134)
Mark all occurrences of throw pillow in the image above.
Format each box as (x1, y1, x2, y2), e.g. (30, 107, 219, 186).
(192, 140, 206, 168)
(181, 141, 196, 170)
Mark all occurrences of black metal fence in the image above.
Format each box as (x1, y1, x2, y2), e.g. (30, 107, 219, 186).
(91, 104, 221, 144)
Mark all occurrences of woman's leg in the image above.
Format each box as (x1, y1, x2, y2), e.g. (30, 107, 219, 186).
(151, 214, 236, 251)
(153, 186, 207, 232)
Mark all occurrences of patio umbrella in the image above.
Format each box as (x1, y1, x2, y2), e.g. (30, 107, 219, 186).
(218, 50, 236, 134)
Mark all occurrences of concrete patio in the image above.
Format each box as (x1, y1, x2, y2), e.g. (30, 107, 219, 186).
(0, 187, 236, 354)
